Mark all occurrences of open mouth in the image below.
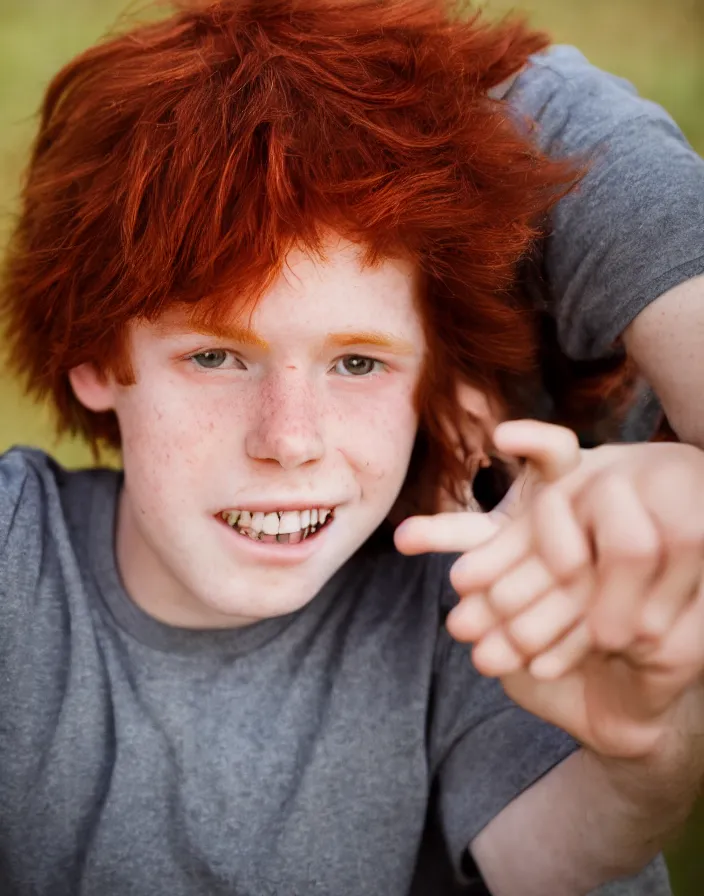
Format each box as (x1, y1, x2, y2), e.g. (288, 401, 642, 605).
(219, 507, 335, 544)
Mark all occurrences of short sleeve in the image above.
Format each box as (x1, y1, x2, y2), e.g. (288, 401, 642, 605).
(508, 47, 704, 360)
(0, 448, 53, 624)
(427, 585, 577, 877)
(0, 448, 35, 576)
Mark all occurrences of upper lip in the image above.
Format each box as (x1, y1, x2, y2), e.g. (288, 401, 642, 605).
(218, 500, 342, 513)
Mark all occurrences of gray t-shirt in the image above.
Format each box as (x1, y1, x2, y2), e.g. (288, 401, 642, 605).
(0, 444, 672, 896)
(1, 46, 691, 896)
(509, 47, 704, 442)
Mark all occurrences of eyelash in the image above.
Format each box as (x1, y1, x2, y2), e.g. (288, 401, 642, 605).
(187, 349, 245, 371)
(186, 350, 387, 377)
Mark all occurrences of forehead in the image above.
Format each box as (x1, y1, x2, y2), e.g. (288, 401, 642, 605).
(152, 239, 425, 346)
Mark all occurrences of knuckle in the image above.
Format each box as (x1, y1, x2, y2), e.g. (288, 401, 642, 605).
(649, 451, 700, 494)
(594, 470, 627, 498)
(600, 535, 661, 566)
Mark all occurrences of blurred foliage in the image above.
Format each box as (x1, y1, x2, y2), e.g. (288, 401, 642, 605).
(0, 1, 702, 891)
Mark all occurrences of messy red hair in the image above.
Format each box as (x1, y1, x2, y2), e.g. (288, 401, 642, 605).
(2, 0, 582, 510)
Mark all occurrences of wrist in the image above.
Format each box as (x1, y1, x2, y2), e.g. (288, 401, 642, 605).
(587, 684, 704, 814)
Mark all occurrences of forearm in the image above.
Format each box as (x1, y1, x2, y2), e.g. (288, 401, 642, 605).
(472, 693, 704, 895)
(624, 275, 704, 449)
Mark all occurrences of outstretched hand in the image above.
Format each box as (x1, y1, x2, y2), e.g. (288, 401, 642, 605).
(394, 420, 704, 759)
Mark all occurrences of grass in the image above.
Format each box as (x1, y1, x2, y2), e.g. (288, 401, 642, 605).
(0, 1, 702, 890)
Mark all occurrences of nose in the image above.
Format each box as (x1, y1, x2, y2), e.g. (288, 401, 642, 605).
(245, 371, 324, 470)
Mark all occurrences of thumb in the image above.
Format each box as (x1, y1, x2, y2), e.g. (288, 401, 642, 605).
(394, 511, 500, 556)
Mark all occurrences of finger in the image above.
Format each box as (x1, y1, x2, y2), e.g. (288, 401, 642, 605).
(506, 579, 591, 659)
(528, 620, 592, 680)
(492, 420, 581, 483)
(485, 465, 536, 525)
(394, 512, 499, 556)
(485, 474, 523, 525)
(446, 594, 498, 642)
(487, 555, 554, 617)
(471, 628, 525, 678)
(581, 476, 662, 651)
(450, 515, 532, 592)
(532, 486, 592, 582)
(638, 543, 703, 640)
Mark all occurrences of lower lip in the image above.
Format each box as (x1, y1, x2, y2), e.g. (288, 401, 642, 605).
(214, 516, 333, 566)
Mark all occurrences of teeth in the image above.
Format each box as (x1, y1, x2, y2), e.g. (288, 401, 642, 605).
(279, 511, 301, 534)
(262, 512, 279, 535)
(221, 505, 334, 542)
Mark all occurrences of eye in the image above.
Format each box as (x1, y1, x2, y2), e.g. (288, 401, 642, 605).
(189, 349, 244, 370)
(333, 355, 386, 377)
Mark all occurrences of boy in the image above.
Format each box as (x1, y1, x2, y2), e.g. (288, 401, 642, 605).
(1, 1, 703, 893)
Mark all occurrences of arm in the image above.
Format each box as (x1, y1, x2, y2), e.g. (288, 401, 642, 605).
(624, 275, 704, 448)
(399, 425, 704, 893)
(472, 696, 704, 896)
(451, 432, 704, 893)
(507, 50, 704, 439)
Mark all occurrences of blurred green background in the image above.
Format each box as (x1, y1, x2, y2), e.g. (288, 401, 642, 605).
(0, 0, 702, 891)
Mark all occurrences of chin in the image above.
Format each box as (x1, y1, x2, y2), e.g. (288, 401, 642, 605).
(202, 583, 322, 624)
(187, 560, 331, 621)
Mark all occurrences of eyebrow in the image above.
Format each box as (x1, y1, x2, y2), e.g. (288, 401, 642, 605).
(159, 321, 270, 350)
(324, 331, 417, 355)
(161, 322, 416, 356)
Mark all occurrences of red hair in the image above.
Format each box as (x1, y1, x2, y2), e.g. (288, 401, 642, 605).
(2, 0, 586, 509)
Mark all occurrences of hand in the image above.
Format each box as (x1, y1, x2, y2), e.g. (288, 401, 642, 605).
(395, 420, 704, 759)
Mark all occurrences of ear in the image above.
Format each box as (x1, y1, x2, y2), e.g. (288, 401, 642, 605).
(455, 381, 501, 426)
(446, 380, 503, 457)
(432, 380, 506, 513)
(68, 363, 116, 413)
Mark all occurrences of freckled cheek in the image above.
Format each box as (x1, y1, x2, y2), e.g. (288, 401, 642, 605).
(331, 386, 419, 478)
(119, 382, 250, 477)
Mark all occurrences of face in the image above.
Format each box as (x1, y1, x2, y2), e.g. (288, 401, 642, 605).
(70, 238, 426, 628)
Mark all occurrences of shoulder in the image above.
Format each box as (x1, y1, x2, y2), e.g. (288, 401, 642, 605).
(509, 46, 685, 151)
(0, 446, 120, 581)
(505, 47, 704, 362)
(0, 447, 58, 546)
